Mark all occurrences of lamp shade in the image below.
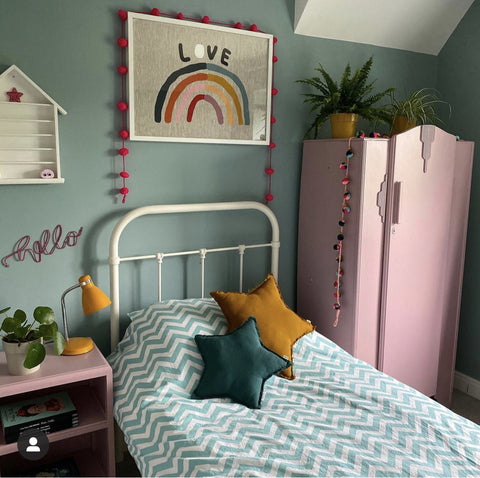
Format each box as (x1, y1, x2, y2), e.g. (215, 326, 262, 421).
(79, 274, 111, 315)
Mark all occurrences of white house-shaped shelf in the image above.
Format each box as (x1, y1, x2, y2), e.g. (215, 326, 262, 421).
(0, 65, 67, 184)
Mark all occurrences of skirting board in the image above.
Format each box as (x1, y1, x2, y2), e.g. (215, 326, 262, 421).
(454, 371, 480, 400)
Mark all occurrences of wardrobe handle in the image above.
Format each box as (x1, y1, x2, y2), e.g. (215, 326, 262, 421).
(376, 176, 387, 223)
(392, 181, 401, 225)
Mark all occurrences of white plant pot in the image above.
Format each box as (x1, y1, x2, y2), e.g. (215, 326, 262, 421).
(2, 338, 43, 376)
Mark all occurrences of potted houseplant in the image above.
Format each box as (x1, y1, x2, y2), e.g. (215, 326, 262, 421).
(0, 306, 65, 375)
(388, 88, 451, 135)
(297, 56, 394, 138)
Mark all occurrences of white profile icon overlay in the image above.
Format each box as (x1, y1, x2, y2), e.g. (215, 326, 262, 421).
(26, 436, 40, 452)
(18, 429, 49, 460)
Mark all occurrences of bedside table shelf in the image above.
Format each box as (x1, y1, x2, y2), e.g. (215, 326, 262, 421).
(0, 437, 108, 477)
(0, 344, 114, 477)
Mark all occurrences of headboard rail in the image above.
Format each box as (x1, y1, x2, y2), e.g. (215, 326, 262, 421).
(109, 201, 280, 351)
(118, 241, 273, 301)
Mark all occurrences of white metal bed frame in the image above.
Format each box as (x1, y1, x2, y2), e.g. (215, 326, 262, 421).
(109, 201, 280, 351)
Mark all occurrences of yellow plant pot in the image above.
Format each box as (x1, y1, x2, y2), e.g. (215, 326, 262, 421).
(330, 113, 359, 139)
(391, 115, 417, 135)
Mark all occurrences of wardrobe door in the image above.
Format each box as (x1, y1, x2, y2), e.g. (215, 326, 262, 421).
(353, 139, 388, 366)
(297, 139, 366, 356)
(297, 138, 387, 367)
(379, 126, 456, 397)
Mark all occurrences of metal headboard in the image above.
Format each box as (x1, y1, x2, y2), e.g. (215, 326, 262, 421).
(109, 201, 280, 351)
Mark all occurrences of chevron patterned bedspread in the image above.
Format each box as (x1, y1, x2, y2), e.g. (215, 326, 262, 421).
(108, 298, 480, 477)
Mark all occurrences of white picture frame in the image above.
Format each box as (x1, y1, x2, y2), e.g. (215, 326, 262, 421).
(127, 12, 273, 145)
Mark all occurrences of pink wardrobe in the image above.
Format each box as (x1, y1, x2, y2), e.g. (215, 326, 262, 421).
(297, 126, 474, 407)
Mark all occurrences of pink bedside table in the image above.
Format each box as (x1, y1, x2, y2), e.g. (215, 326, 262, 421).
(0, 344, 114, 477)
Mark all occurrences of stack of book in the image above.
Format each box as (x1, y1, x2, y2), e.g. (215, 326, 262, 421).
(0, 390, 78, 443)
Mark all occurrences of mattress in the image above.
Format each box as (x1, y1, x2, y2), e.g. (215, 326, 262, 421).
(108, 298, 480, 477)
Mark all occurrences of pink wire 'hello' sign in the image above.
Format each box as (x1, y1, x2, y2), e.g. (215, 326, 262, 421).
(1, 225, 83, 268)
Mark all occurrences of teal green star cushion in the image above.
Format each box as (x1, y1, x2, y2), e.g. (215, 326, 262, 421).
(193, 316, 291, 409)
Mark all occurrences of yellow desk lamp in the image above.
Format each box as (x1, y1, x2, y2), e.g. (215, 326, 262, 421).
(61, 274, 111, 355)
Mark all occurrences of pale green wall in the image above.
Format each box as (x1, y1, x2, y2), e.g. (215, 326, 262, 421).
(0, 0, 437, 355)
(438, 0, 480, 381)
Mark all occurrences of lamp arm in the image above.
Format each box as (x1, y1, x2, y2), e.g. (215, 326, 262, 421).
(61, 278, 91, 340)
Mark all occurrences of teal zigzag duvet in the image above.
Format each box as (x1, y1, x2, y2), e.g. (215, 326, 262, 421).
(108, 298, 480, 477)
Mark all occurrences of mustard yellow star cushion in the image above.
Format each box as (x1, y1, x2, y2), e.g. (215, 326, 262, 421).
(210, 274, 314, 379)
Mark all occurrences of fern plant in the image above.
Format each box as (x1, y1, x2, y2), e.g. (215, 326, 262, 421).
(297, 56, 394, 138)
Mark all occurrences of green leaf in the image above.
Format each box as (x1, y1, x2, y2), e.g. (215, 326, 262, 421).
(1, 315, 24, 333)
(13, 309, 27, 322)
(0, 307, 11, 315)
(53, 331, 66, 355)
(33, 306, 55, 325)
(38, 322, 58, 339)
(30, 330, 43, 339)
(23, 342, 46, 369)
(15, 326, 31, 338)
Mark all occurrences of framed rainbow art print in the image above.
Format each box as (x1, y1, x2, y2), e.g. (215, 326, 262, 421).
(127, 12, 274, 145)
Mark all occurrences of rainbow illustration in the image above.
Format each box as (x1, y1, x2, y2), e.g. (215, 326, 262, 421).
(154, 63, 250, 126)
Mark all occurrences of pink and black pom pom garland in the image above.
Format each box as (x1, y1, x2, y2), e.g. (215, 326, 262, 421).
(333, 139, 354, 327)
(116, 9, 277, 205)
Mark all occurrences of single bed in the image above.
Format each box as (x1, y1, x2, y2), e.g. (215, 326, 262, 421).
(107, 201, 480, 477)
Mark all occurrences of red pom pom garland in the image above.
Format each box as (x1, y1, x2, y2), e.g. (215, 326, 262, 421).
(265, 34, 278, 206)
(116, 8, 277, 205)
(333, 141, 355, 327)
(118, 11, 130, 203)
(116, 101, 128, 111)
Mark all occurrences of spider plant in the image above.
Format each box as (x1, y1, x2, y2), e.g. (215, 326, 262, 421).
(388, 88, 451, 134)
(296, 56, 394, 138)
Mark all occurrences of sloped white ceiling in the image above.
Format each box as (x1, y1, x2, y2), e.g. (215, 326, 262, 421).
(294, 0, 474, 55)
